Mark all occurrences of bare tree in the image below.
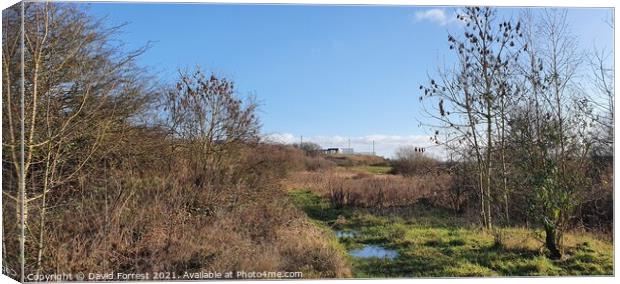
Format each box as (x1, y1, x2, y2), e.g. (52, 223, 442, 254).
(164, 68, 260, 189)
(586, 44, 613, 155)
(420, 7, 523, 230)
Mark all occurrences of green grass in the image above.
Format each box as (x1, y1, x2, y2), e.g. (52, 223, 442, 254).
(288, 189, 352, 225)
(350, 165, 393, 175)
(289, 189, 614, 278)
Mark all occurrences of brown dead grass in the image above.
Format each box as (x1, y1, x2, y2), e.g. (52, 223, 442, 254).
(287, 169, 453, 209)
(12, 144, 351, 279)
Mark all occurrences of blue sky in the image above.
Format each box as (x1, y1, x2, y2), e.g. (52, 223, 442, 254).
(85, 3, 613, 157)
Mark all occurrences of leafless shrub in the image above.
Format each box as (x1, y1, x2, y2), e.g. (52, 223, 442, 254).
(324, 154, 388, 167)
(293, 171, 453, 209)
(293, 142, 322, 157)
(390, 146, 440, 176)
(304, 157, 336, 172)
(327, 178, 351, 209)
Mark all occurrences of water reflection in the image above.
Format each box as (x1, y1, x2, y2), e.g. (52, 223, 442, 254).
(349, 245, 398, 259)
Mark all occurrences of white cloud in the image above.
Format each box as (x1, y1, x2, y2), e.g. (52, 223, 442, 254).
(263, 132, 296, 144)
(414, 8, 462, 27)
(262, 132, 446, 159)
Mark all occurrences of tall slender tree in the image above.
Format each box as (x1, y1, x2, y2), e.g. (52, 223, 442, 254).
(420, 7, 523, 230)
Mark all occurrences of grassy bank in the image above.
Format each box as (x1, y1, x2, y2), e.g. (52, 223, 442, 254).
(289, 188, 613, 277)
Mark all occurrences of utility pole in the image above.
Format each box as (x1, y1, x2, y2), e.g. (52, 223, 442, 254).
(372, 140, 375, 155)
(300, 135, 303, 145)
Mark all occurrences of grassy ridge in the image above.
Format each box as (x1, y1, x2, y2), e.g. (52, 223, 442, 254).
(289, 189, 613, 277)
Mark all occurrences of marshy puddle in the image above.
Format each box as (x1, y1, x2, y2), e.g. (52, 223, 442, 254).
(335, 230, 357, 238)
(349, 245, 398, 259)
(333, 230, 398, 259)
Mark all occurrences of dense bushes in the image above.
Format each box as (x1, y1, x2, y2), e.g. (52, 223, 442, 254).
(31, 142, 350, 277)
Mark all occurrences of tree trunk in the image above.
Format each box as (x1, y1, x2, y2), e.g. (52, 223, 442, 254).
(545, 224, 562, 259)
(478, 163, 488, 228)
(485, 103, 493, 230)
